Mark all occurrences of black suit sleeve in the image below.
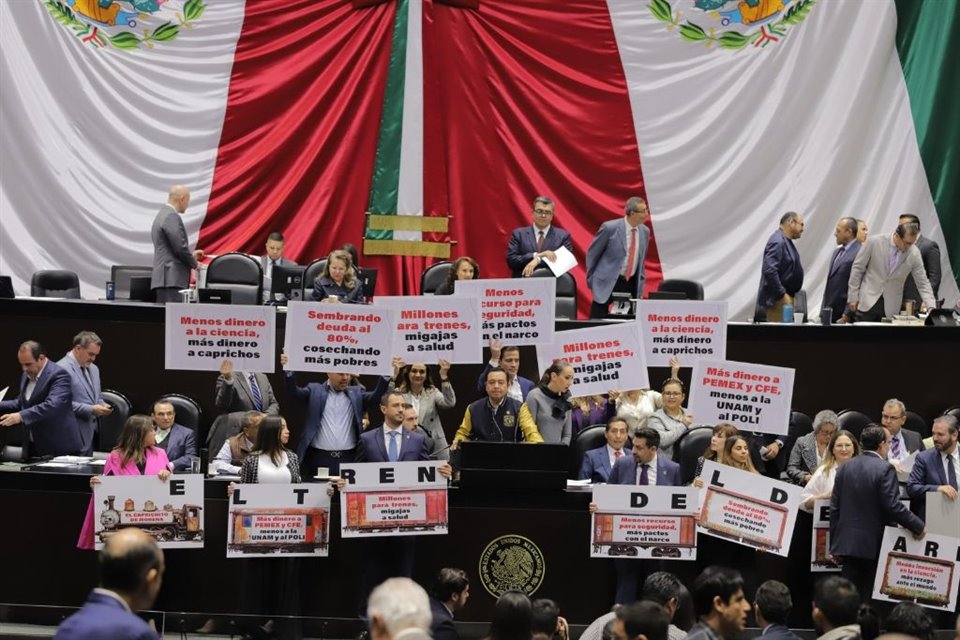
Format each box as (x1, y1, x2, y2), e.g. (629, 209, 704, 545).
(879, 464, 924, 534)
(924, 241, 942, 295)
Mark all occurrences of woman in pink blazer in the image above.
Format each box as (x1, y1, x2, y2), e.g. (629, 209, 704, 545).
(77, 415, 171, 550)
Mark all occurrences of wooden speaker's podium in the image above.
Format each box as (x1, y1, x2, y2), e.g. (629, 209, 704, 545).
(456, 442, 569, 490)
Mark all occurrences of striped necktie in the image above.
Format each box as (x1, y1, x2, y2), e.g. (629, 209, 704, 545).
(248, 373, 263, 411)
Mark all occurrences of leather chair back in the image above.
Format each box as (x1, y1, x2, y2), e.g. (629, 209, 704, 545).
(570, 424, 607, 477)
(31, 270, 80, 298)
(658, 279, 704, 301)
(836, 410, 873, 442)
(675, 425, 713, 484)
(155, 393, 204, 436)
(109, 265, 153, 299)
(421, 261, 453, 295)
(205, 253, 262, 305)
(99, 389, 133, 452)
(532, 267, 578, 319)
(303, 258, 328, 299)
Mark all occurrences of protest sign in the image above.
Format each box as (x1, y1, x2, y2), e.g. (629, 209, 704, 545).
(94, 475, 204, 550)
(226, 484, 330, 558)
(454, 278, 555, 346)
(376, 296, 482, 363)
(637, 301, 728, 367)
(340, 461, 448, 538)
(590, 485, 698, 560)
(696, 460, 801, 556)
(687, 359, 794, 435)
(284, 301, 396, 376)
(873, 526, 959, 611)
(537, 322, 648, 397)
(811, 499, 840, 572)
(925, 492, 960, 537)
(165, 303, 275, 372)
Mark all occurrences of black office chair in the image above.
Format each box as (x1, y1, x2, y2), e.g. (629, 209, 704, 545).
(788, 411, 813, 438)
(943, 406, 960, 421)
(30, 270, 81, 298)
(675, 425, 713, 484)
(570, 424, 607, 477)
(421, 261, 453, 295)
(836, 410, 873, 442)
(205, 253, 262, 305)
(155, 393, 204, 437)
(904, 410, 929, 439)
(658, 279, 704, 301)
(110, 265, 153, 299)
(0, 424, 27, 462)
(99, 390, 133, 452)
(303, 258, 328, 300)
(532, 267, 578, 319)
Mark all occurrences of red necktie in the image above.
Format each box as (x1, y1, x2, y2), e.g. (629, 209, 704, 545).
(536, 231, 545, 252)
(614, 450, 622, 459)
(626, 227, 638, 281)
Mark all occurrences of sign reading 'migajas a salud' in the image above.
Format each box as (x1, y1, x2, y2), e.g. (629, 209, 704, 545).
(339, 461, 448, 538)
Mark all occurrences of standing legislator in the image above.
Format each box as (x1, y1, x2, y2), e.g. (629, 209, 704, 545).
(506, 196, 574, 278)
(897, 214, 941, 307)
(586, 197, 650, 319)
(756, 212, 804, 322)
(58, 331, 112, 456)
(820, 217, 860, 323)
(150, 185, 204, 303)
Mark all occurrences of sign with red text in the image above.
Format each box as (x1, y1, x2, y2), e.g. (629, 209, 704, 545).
(226, 484, 330, 558)
(454, 278, 555, 346)
(687, 359, 794, 435)
(874, 526, 959, 611)
(94, 475, 204, 550)
(375, 296, 483, 363)
(165, 303, 275, 372)
(590, 485, 698, 560)
(284, 301, 396, 376)
(697, 461, 801, 556)
(536, 322, 648, 396)
(637, 301, 728, 367)
(811, 499, 840, 572)
(339, 461, 448, 538)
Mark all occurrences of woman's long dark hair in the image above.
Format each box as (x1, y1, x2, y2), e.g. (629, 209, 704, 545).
(114, 415, 154, 468)
(394, 364, 438, 392)
(255, 416, 288, 467)
(443, 256, 480, 291)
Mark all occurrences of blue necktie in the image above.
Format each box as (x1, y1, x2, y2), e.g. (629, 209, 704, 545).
(388, 431, 399, 462)
(948, 454, 958, 490)
(248, 373, 263, 411)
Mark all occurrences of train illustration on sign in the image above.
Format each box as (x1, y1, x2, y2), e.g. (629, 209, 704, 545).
(228, 508, 329, 554)
(98, 495, 203, 543)
(592, 512, 697, 558)
(344, 489, 448, 533)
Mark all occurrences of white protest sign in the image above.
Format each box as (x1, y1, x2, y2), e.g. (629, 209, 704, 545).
(165, 303, 276, 372)
(925, 492, 960, 537)
(687, 359, 794, 435)
(696, 460, 801, 557)
(590, 485, 698, 560)
(637, 301, 728, 367)
(454, 278, 555, 346)
(536, 322, 648, 397)
(94, 475, 205, 550)
(375, 296, 483, 364)
(284, 301, 396, 376)
(811, 499, 840, 572)
(226, 484, 330, 558)
(339, 461, 448, 538)
(873, 526, 960, 611)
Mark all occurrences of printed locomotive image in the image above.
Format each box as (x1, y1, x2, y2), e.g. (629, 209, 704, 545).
(228, 508, 329, 554)
(592, 512, 697, 559)
(98, 495, 203, 543)
(344, 489, 448, 534)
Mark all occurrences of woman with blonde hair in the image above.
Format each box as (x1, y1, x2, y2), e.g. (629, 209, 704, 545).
(800, 429, 860, 512)
(312, 249, 363, 303)
(693, 423, 739, 487)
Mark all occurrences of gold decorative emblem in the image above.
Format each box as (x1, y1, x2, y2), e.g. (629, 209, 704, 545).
(502, 412, 516, 428)
(478, 535, 545, 597)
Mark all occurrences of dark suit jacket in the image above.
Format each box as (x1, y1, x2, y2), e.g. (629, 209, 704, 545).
(476, 363, 534, 400)
(906, 447, 951, 519)
(608, 455, 681, 486)
(53, 590, 158, 640)
(214, 373, 280, 415)
(156, 423, 196, 472)
(903, 234, 941, 304)
(579, 445, 616, 483)
(821, 241, 860, 322)
(506, 225, 573, 277)
(356, 426, 430, 462)
(430, 598, 459, 640)
(830, 451, 924, 560)
(755, 623, 802, 640)
(756, 228, 804, 310)
(150, 204, 196, 290)
(0, 360, 82, 457)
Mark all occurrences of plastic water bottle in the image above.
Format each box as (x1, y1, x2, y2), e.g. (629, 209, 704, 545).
(782, 303, 794, 324)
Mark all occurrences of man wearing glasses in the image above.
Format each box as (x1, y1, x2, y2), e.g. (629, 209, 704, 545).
(506, 196, 574, 278)
(755, 211, 805, 322)
(880, 398, 924, 468)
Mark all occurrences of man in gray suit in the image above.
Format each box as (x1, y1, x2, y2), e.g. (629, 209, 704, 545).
(880, 398, 923, 469)
(586, 196, 650, 319)
(150, 185, 204, 303)
(57, 331, 113, 455)
(897, 214, 941, 309)
(214, 358, 279, 415)
(847, 221, 935, 321)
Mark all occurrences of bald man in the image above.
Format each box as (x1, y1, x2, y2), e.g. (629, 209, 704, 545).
(150, 185, 204, 303)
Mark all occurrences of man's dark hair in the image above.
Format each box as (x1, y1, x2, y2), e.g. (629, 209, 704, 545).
(839, 217, 858, 236)
(897, 214, 920, 228)
(606, 417, 628, 433)
(642, 571, 682, 607)
(490, 591, 532, 640)
(380, 390, 405, 408)
(485, 366, 509, 383)
(18, 340, 44, 359)
(99, 536, 162, 594)
(885, 602, 934, 640)
(813, 577, 860, 628)
(500, 346, 521, 358)
(691, 566, 744, 619)
(754, 580, 792, 625)
(617, 601, 669, 640)
(267, 231, 284, 242)
(635, 427, 661, 450)
(860, 425, 887, 452)
(432, 568, 469, 602)
(531, 598, 560, 636)
(780, 211, 801, 225)
(72, 331, 103, 348)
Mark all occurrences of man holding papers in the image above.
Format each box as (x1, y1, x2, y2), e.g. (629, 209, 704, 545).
(506, 195, 574, 278)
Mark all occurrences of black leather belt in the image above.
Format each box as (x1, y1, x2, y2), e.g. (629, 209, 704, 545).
(312, 447, 356, 458)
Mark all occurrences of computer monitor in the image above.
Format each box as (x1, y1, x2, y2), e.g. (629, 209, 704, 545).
(358, 268, 378, 300)
(270, 265, 305, 302)
(128, 276, 155, 302)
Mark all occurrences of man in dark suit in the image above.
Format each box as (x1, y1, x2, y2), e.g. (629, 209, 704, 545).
(506, 196, 574, 278)
(54, 527, 164, 640)
(214, 358, 279, 415)
(475, 340, 535, 401)
(579, 417, 629, 483)
(150, 185, 203, 303)
(753, 580, 802, 640)
(898, 214, 941, 307)
(58, 331, 113, 455)
(151, 400, 196, 473)
(906, 415, 958, 520)
(429, 568, 470, 640)
(586, 196, 650, 319)
(0, 340, 83, 457)
(830, 425, 925, 601)
(879, 398, 923, 469)
(261, 231, 298, 302)
(756, 212, 805, 322)
(821, 217, 861, 323)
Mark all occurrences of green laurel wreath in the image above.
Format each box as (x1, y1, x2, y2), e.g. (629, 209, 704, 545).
(648, 0, 815, 50)
(44, 0, 206, 50)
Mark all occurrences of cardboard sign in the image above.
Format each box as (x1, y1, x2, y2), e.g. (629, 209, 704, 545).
(687, 359, 794, 435)
(637, 301, 728, 367)
(375, 295, 483, 363)
(284, 301, 396, 376)
(590, 485, 698, 560)
(925, 492, 960, 537)
(873, 526, 959, 611)
(453, 278, 555, 346)
(536, 322, 648, 397)
(165, 303, 276, 372)
(811, 499, 840, 572)
(93, 475, 204, 550)
(339, 461, 448, 538)
(226, 484, 330, 558)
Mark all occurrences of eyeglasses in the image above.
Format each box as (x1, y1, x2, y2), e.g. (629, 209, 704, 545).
(533, 209, 554, 216)
(881, 414, 905, 421)
(663, 391, 683, 397)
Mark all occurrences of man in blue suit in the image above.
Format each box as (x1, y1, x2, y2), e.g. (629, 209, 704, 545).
(0, 340, 83, 457)
(906, 415, 958, 520)
(151, 400, 196, 473)
(506, 196, 574, 278)
(58, 331, 113, 455)
(753, 580, 802, 640)
(579, 417, 629, 483)
(54, 527, 164, 640)
(756, 212, 805, 322)
(429, 568, 470, 640)
(586, 197, 651, 319)
(820, 217, 861, 323)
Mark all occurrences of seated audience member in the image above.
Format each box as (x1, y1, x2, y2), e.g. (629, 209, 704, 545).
(368, 578, 433, 640)
(580, 607, 620, 640)
(392, 359, 456, 459)
(694, 423, 740, 481)
(641, 572, 690, 640)
(786, 410, 838, 485)
(610, 360, 677, 435)
(525, 360, 575, 445)
(800, 430, 859, 512)
(55, 528, 164, 640)
(747, 430, 788, 479)
(507, 196, 573, 278)
(212, 411, 265, 475)
(151, 400, 196, 472)
(578, 417, 629, 483)
(615, 601, 670, 640)
(570, 394, 615, 437)
(753, 580, 801, 640)
(532, 599, 569, 640)
(906, 414, 958, 519)
(402, 404, 436, 455)
(312, 249, 364, 303)
(723, 435, 759, 473)
(215, 358, 279, 415)
(261, 231, 298, 302)
(880, 398, 924, 469)
(453, 367, 543, 447)
(811, 577, 862, 640)
(489, 591, 534, 640)
(646, 378, 694, 459)
(476, 339, 535, 401)
(238, 416, 301, 482)
(686, 566, 750, 640)
(430, 568, 470, 640)
(884, 603, 935, 640)
(435, 256, 479, 295)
